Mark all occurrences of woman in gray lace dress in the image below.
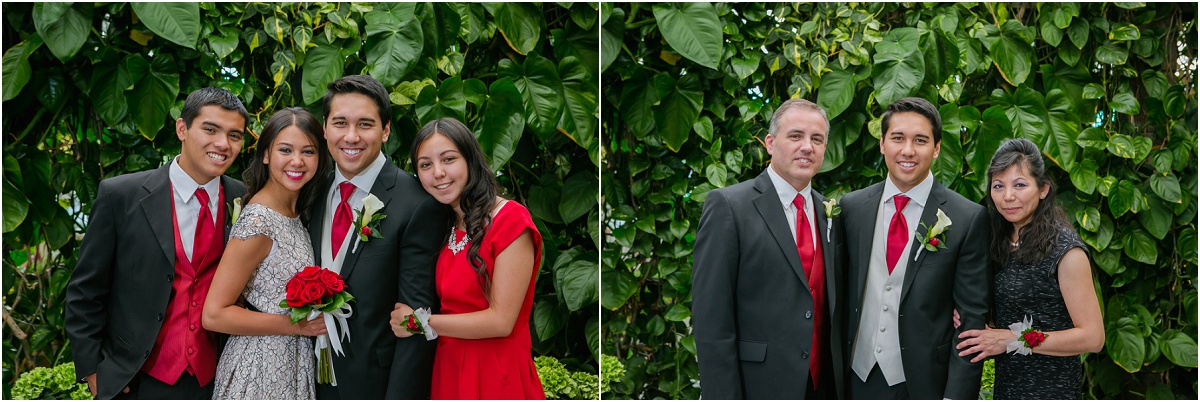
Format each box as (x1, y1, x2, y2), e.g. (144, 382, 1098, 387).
(955, 138, 1104, 399)
(202, 108, 332, 399)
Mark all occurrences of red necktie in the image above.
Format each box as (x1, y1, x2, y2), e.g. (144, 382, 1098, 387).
(886, 194, 911, 273)
(192, 188, 214, 264)
(793, 194, 825, 387)
(331, 182, 355, 258)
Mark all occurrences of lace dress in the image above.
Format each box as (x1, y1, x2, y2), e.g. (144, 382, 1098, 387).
(212, 204, 315, 399)
(993, 227, 1087, 399)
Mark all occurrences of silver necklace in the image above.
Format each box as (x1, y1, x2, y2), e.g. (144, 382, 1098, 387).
(1010, 238, 1020, 248)
(448, 229, 469, 254)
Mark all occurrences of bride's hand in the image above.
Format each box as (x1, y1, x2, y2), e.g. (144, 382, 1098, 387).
(390, 303, 415, 338)
(295, 314, 328, 337)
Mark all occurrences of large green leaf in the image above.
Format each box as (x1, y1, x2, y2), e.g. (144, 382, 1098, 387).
(494, 2, 542, 55)
(1109, 22, 1141, 41)
(1080, 214, 1114, 251)
(130, 3, 199, 49)
(816, 68, 855, 120)
(651, 3, 723, 70)
(918, 22, 959, 86)
(2, 36, 43, 101)
(1110, 91, 1140, 115)
(33, 2, 91, 62)
(532, 299, 565, 342)
(1160, 330, 1198, 368)
(988, 20, 1035, 85)
(126, 54, 180, 140)
(872, 27, 924, 107)
(1108, 179, 1138, 217)
(554, 252, 598, 312)
(300, 40, 346, 105)
(601, 7, 625, 72)
(967, 106, 1011, 178)
(1137, 196, 1171, 240)
(1149, 173, 1183, 203)
(653, 73, 703, 152)
(619, 75, 658, 137)
(1068, 158, 1100, 194)
(1067, 17, 1090, 49)
(1095, 40, 1129, 65)
(559, 173, 598, 224)
(89, 59, 133, 126)
(1043, 89, 1079, 171)
(601, 263, 639, 310)
(414, 76, 466, 124)
(933, 105, 964, 185)
(500, 53, 564, 138)
(2, 177, 29, 233)
(992, 86, 1048, 144)
(475, 78, 525, 171)
(822, 112, 866, 173)
(417, 2, 459, 60)
(365, 3, 424, 87)
(558, 56, 598, 153)
(1122, 228, 1157, 264)
(1108, 316, 1146, 372)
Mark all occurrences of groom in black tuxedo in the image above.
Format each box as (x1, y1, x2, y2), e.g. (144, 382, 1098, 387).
(693, 99, 846, 399)
(65, 88, 249, 399)
(841, 97, 990, 399)
(309, 75, 448, 399)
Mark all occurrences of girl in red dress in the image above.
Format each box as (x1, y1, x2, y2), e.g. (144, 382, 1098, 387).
(390, 117, 546, 399)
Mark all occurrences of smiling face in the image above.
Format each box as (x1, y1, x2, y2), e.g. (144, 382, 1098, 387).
(414, 133, 468, 212)
(324, 93, 389, 179)
(264, 125, 320, 194)
(176, 105, 245, 184)
(764, 108, 827, 191)
(880, 111, 940, 192)
(990, 161, 1049, 231)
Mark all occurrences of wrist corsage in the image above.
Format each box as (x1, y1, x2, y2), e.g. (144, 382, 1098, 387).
(1006, 315, 1048, 355)
(405, 307, 438, 341)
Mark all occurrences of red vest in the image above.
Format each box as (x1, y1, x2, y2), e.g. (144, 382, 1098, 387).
(141, 185, 224, 386)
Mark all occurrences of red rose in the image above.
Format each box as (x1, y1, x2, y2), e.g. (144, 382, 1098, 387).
(319, 271, 345, 293)
(297, 266, 323, 281)
(406, 314, 419, 332)
(362, 226, 373, 236)
(929, 238, 940, 247)
(286, 296, 307, 308)
(1023, 331, 1045, 347)
(301, 282, 327, 304)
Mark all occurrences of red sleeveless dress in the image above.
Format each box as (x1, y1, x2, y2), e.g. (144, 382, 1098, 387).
(430, 202, 546, 399)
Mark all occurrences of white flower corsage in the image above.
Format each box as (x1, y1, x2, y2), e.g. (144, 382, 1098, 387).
(1006, 315, 1048, 355)
(914, 208, 952, 261)
(351, 194, 386, 253)
(822, 198, 841, 242)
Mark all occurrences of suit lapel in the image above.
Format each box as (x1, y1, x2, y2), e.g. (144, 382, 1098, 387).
(309, 173, 333, 266)
(900, 182, 947, 304)
(750, 172, 809, 288)
(812, 190, 836, 316)
(140, 165, 176, 267)
(853, 183, 884, 294)
(339, 163, 398, 280)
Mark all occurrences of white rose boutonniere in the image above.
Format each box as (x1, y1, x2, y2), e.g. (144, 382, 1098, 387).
(351, 194, 387, 253)
(822, 198, 841, 242)
(914, 208, 952, 261)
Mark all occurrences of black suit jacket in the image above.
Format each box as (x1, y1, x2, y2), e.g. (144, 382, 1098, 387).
(64, 164, 245, 400)
(840, 180, 991, 399)
(692, 169, 847, 399)
(309, 161, 448, 399)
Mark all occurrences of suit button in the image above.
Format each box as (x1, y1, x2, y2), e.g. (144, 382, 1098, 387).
(802, 351, 810, 359)
(883, 305, 889, 311)
(805, 311, 813, 319)
(876, 347, 882, 353)
(167, 274, 173, 282)
(144, 351, 150, 358)
(191, 301, 199, 307)
(157, 314, 163, 321)
(189, 324, 196, 331)
(187, 348, 194, 355)
(880, 327, 886, 332)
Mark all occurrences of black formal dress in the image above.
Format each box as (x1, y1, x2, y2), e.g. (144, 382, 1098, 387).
(993, 227, 1087, 399)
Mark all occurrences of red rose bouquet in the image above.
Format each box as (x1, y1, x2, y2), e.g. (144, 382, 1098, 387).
(279, 266, 354, 385)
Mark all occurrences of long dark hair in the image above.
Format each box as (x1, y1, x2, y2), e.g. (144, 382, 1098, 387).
(242, 107, 331, 224)
(410, 117, 501, 295)
(986, 138, 1069, 265)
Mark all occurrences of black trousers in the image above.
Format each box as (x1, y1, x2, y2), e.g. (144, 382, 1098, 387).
(115, 371, 212, 400)
(849, 364, 910, 399)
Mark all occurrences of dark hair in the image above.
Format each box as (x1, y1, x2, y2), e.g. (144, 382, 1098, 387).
(180, 87, 249, 130)
(322, 75, 392, 129)
(410, 117, 500, 295)
(986, 138, 1070, 265)
(242, 107, 332, 224)
(770, 98, 830, 135)
(881, 97, 942, 143)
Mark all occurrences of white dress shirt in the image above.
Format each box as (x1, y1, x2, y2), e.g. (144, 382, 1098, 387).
(852, 172, 935, 385)
(169, 157, 221, 261)
(765, 166, 817, 247)
(321, 153, 388, 272)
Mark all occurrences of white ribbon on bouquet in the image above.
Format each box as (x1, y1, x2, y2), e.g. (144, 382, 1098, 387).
(308, 304, 353, 385)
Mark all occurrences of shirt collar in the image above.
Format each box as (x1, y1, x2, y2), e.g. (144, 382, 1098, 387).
(882, 171, 934, 208)
(333, 152, 388, 194)
(765, 166, 812, 210)
(169, 156, 220, 203)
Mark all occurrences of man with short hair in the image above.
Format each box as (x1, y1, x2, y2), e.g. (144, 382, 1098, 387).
(693, 98, 847, 399)
(66, 87, 249, 399)
(841, 97, 990, 399)
(309, 74, 448, 399)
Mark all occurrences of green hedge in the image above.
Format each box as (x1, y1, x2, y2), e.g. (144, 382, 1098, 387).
(602, 2, 1197, 399)
(2, 3, 599, 397)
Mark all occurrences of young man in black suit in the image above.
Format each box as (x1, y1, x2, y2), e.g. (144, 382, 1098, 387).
(841, 97, 990, 399)
(65, 87, 249, 399)
(693, 98, 846, 399)
(309, 75, 448, 399)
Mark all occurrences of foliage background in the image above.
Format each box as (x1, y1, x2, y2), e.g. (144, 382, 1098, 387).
(1, 2, 600, 398)
(602, 2, 1197, 399)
